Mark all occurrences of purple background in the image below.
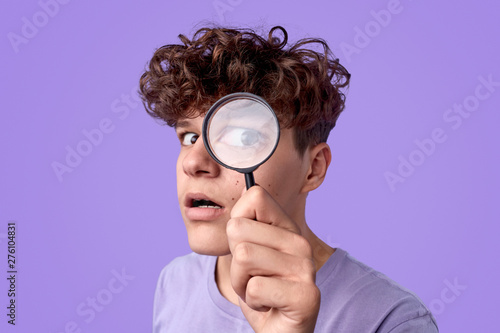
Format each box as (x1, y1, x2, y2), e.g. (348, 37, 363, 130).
(1, 0, 498, 332)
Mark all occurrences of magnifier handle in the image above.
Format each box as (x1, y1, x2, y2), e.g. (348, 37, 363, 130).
(244, 173, 255, 190)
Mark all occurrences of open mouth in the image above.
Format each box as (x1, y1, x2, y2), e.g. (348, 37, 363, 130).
(192, 199, 223, 209)
(185, 194, 225, 221)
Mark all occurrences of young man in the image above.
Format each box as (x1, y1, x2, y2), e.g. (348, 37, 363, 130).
(140, 26, 438, 332)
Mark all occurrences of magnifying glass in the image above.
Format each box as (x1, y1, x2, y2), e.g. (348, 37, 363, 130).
(202, 92, 280, 190)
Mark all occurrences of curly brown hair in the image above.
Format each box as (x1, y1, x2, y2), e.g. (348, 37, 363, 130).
(139, 26, 350, 154)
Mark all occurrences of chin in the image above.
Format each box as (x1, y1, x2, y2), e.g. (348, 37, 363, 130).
(186, 226, 231, 256)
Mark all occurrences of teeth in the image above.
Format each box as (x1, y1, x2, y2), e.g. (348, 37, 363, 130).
(192, 199, 222, 208)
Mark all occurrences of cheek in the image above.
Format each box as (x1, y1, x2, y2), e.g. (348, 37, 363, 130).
(223, 170, 245, 200)
(255, 156, 305, 203)
(259, 172, 290, 198)
(228, 170, 245, 188)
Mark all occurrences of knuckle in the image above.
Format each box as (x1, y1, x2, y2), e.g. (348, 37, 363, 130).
(226, 218, 242, 237)
(230, 200, 245, 218)
(246, 277, 261, 299)
(293, 234, 313, 257)
(246, 278, 270, 311)
(226, 218, 235, 234)
(233, 242, 251, 265)
(309, 284, 321, 302)
(294, 283, 320, 311)
(288, 284, 320, 325)
(307, 285, 321, 309)
(298, 257, 316, 278)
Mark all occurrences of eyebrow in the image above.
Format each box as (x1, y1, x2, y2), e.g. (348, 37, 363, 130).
(175, 120, 191, 129)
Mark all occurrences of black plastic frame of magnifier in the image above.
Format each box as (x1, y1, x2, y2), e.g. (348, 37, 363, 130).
(202, 92, 280, 190)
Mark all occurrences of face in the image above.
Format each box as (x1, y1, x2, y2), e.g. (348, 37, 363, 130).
(175, 115, 310, 256)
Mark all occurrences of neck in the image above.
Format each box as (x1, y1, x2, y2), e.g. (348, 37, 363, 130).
(215, 224, 335, 306)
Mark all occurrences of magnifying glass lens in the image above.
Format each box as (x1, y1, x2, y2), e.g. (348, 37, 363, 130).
(204, 94, 280, 172)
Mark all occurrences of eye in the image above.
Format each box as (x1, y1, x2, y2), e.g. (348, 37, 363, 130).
(181, 132, 199, 146)
(217, 127, 263, 147)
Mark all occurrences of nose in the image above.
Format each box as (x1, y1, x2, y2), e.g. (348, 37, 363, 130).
(182, 138, 221, 178)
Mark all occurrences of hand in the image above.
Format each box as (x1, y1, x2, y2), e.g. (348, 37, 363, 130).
(226, 186, 320, 333)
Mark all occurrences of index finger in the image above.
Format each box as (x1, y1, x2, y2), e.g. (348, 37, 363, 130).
(230, 185, 301, 235)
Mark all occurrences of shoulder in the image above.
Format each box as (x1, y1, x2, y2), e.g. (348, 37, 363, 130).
(317, 249, 439, 332)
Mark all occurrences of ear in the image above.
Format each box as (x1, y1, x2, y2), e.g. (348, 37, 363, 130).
(300, 142, 332, 193)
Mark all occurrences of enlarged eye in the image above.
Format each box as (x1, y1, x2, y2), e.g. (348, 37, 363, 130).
(218, 127, 263, 147)
(182, 132, 199, 146)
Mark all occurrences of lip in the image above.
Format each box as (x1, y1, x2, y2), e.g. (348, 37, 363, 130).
(184, 193, 226, 221)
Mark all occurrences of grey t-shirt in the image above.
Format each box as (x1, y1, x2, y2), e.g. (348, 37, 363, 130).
(153, 248, 438, 332)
